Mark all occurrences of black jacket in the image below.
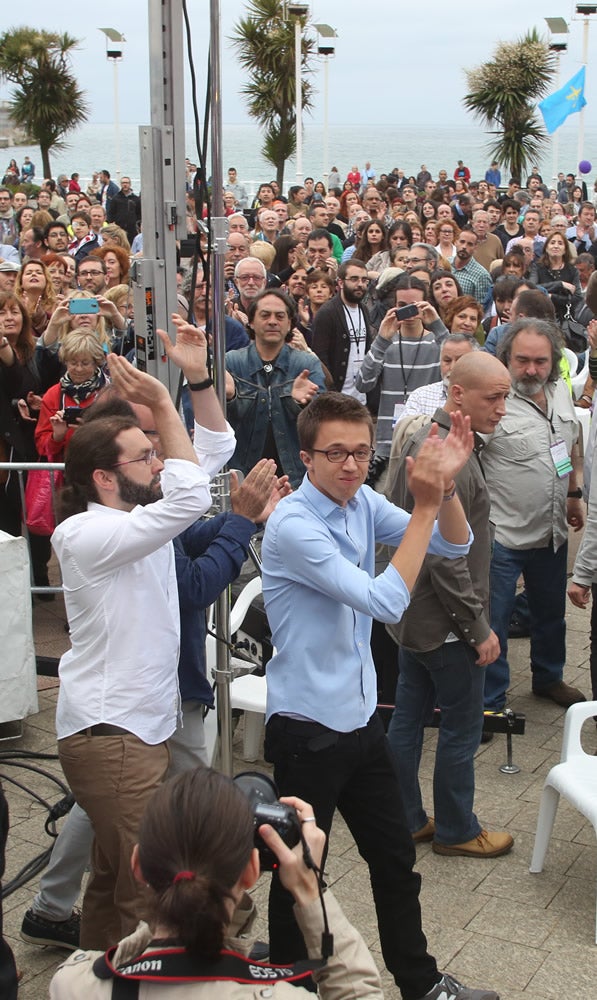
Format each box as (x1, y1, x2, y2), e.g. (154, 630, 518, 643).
(312, 294, 378, 413)
(107, 190, 141, 242)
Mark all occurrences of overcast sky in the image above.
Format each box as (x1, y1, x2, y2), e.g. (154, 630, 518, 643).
(0, 1, 594, 126)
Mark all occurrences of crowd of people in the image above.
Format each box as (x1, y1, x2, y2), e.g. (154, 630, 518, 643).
(2, 155, 597, 999)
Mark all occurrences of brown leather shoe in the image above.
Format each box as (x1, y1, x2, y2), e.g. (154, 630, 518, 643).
(433, 829, 514, 858)
(412, 818, 435, 843)
(533, 681, 586, 707)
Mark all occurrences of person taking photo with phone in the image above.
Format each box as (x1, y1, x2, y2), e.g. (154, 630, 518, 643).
(355, 273, 448, 487)
(35, 291, 126, 391)
(35, 332, 108, 462)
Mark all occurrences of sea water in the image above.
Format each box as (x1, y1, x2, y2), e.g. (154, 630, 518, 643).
(2, 121, 596, 195)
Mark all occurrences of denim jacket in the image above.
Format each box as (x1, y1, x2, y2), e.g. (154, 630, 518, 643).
(225, 342, 326, 488)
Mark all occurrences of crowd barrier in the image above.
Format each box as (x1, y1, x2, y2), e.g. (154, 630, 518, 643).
(0, 461, 65, 599)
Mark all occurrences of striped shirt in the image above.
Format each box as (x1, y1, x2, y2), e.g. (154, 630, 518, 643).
(355, 321, 446, 457)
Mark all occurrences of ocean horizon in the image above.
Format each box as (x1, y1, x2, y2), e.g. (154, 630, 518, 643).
(2, 121, 596, 196)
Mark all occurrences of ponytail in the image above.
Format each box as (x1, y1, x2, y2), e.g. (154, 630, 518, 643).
(138, 769, 255, 960)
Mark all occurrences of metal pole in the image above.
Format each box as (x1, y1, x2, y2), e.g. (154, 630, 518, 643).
(295, 18, 303, 184)
(552, 51, 561, 185)
(113, 58, 121, 184)
(577, 17, 590, 175)
(209, 0, 235, 777)
(322, 55, 329, 187)
(134, 0, 186, 395)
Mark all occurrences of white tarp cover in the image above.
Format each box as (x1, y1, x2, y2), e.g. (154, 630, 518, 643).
(0, 530, 38, 722)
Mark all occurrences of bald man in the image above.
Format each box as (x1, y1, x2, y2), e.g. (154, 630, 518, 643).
(386, 353, 515, 859)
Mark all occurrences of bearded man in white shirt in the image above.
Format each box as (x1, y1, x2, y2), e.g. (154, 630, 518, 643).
(53, 322, 235, 951)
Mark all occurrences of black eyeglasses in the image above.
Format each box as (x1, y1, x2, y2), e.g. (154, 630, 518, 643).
(311, 447, 374, 464)
(112, 449, 158, 468)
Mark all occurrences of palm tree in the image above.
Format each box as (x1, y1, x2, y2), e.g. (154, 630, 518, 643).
(0, 27, 89, 179)
(463, 30, 556, 184)
(231, 0, 316, 188)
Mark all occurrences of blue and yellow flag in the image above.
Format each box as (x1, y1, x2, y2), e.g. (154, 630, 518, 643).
(539, 67, 587, 134)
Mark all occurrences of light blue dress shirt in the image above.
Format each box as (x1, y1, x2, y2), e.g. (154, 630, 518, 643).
(262, 474, 472, 731)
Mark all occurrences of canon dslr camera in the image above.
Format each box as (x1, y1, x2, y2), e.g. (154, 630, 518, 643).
(234, 771, 301, 871)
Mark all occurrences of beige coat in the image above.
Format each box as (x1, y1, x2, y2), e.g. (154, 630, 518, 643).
(49, 890, 383, 1000)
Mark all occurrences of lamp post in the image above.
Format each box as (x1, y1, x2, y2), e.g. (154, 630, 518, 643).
(544, 18, 568, 183)
(98, 28, 126, 183)
(314, 23, 337, 187)
(285, 3, 309, 185)
(574, 4, 597, 179)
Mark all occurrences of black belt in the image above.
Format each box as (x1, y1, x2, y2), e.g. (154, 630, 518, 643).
(75, 724, 131, 737)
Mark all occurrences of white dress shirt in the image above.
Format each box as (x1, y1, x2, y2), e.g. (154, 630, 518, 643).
(53, 424, 235, 744)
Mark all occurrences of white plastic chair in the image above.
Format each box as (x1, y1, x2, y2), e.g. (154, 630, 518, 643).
(205, 576, 268, 764)
(575, 406, 591, 457)
(529, 701, 597, 941)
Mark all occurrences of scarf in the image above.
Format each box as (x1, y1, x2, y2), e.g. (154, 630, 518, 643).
(60, 366, 107, 404)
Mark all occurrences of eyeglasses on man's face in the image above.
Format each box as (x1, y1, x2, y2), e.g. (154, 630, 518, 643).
(112, 449, 158, 468)
(310, 446, 374, 464)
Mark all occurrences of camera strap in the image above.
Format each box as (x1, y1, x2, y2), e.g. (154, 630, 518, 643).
(93, 945, 327, 998)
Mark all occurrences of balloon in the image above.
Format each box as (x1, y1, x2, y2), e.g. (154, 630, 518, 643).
(579, 160, 592, 174)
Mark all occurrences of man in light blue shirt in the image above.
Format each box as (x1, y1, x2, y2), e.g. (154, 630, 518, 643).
(262, 392, 499, 1000)
(485, 162, 501, 187)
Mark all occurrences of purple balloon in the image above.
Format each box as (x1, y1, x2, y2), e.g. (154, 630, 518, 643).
(579, 159, 592, 174)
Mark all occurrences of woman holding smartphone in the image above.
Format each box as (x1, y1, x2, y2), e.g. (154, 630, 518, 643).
(36, 291, 125, 390)
(40, 292, 115, 350)
(34, 332, 107, 462)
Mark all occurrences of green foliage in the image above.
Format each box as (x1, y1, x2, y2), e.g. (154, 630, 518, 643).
(231, 0, 316, 187)
(0, 27, 89, 179)
(3, 182, 40, 199)
(463, 29, 556, 182)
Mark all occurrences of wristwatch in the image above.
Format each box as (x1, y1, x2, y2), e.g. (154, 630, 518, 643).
(187, 377, 213, 391)
(567, 488, 583, 499)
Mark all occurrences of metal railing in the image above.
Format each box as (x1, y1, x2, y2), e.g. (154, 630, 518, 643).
(0, 461, 65, 598)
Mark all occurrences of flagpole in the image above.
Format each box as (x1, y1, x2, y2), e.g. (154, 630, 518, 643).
(552, 49, 562, 183)
(577, 15, 590, 177)
(545, 19, 569, 185)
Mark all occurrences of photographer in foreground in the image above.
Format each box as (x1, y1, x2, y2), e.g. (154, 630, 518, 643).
(50, 768, 382, 999)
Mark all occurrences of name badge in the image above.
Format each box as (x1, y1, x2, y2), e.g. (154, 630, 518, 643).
(392, 403, 406, 427)
(550, 439, 573, 478)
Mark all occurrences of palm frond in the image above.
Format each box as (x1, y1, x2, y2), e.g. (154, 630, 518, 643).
(230, 1, 316, 185)
(463, 29, 555, 180)
(0, 26, 88, 176)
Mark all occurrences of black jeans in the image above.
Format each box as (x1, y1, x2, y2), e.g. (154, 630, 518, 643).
(265, 712, 439, 1000)
(0, 785, 18, 1000)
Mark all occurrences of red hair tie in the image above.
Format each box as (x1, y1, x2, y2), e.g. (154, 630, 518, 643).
(172, 870, 195, 884)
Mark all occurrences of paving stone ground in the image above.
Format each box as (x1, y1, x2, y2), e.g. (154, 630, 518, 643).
(4, 539, 597, 999)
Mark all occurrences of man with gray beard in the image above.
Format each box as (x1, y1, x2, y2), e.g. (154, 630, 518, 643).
(481, 318, 586, 713)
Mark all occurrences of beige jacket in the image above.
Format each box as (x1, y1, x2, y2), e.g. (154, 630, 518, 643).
(49, 890, 383, 1000)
